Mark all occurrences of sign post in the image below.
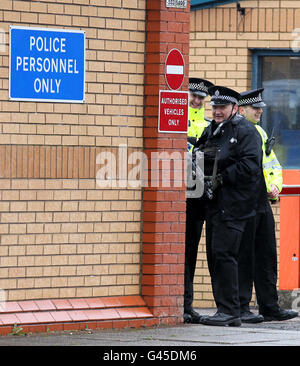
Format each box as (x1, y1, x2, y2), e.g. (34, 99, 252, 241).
(9, 26, 85, 103)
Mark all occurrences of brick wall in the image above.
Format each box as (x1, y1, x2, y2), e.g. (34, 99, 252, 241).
(190, 0, 291, 307)
(190, 0, 300, 92)
(1, 0, 289, 313)
(141, 0, 190, 323)
(0, 0, 146, 301)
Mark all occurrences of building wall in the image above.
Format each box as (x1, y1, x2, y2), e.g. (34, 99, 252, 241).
(141, 0, 190, 323)
(190, 0, 300, 93)
(189, 0, 294, 307)
(1, 0, 293, 311)
(0, 0, 146, 301)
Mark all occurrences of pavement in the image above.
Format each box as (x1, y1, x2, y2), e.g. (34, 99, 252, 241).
(0, 308, 300, 350)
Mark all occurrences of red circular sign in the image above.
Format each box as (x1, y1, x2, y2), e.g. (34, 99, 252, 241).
(165, 49, 185, 90)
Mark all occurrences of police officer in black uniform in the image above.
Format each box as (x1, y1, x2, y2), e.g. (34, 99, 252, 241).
(184, 78, 214, 324)
(238, 89, 298, 322)
(194, 86, 263, 326)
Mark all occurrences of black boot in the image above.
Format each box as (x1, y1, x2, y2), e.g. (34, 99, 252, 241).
(261, 308, 298, 321)
(240, 310, 264, 323)
(200, 311, 241, 327)
(183, 308, 202, 324)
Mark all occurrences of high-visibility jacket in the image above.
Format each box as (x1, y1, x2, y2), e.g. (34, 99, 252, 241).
(255, 124, 283, 197)
(188, 107, 208, 139)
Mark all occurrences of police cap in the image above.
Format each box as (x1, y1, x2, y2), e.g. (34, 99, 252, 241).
(189, 78, 214, 97)
(239, 88, 266, 108)
(208, 86, 240, 106)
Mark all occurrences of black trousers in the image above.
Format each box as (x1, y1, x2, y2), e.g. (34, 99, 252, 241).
(205, 212, 248, 317)
(184, 198, 205, 312)
(238, 205, 279, 314)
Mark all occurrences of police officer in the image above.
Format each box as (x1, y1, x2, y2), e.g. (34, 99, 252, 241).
(184, 78, 214, 323)
(238, 89, 298, 322)
(194, 86, 263, 326)
(188, 78, 214, 143)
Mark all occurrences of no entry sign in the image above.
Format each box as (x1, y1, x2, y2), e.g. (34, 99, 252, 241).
(165, 48, 185, 90)
(158, 90, 188, 133)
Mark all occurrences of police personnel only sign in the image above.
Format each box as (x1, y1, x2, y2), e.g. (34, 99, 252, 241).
(9, 26, 85, 103)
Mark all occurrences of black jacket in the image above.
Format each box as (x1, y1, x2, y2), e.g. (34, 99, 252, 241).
(194, 113, 263, 222)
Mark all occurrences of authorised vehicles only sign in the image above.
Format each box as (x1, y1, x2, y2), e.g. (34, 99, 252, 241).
(158, 90, 188, 133)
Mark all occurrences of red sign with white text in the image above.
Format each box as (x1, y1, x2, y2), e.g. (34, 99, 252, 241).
(158, 90, 188, 133)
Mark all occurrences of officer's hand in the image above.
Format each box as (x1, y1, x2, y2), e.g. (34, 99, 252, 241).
(268, 184, 279, 199)
(204, 179, 213, 200)
(204, 174, 223, 199)
(205, 174, 223, 190)
(214, 174, 223, 190)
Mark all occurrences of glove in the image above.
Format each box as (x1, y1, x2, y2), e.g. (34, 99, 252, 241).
(204, 174, 223, 190)
(204, 174, 223, 200)
(204, 179, 213, 200)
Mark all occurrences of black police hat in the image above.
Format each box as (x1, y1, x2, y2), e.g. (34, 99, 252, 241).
(189, 78, 214, 97)
(208, 86, 240, 106)
(239, 88, 266, 107)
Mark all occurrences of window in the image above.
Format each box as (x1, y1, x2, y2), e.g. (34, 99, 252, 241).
(252, 49, 300, 169)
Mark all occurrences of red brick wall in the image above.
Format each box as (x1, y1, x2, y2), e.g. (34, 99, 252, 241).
(141, 0, 190, 324)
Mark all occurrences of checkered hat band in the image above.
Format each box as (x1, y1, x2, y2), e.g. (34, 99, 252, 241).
(212, 95, 238, 104)
(189, 83, 208, 93)
(239, 95, 262, 106)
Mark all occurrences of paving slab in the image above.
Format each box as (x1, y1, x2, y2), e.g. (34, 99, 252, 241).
(0, 308, 299, 348)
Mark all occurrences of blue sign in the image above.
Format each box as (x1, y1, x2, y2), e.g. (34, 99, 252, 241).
(10, 26, 85, 102)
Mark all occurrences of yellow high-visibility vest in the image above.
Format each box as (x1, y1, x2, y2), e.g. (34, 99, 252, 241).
(188, 107, 208, 139)
(255, 124, 283, 197)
